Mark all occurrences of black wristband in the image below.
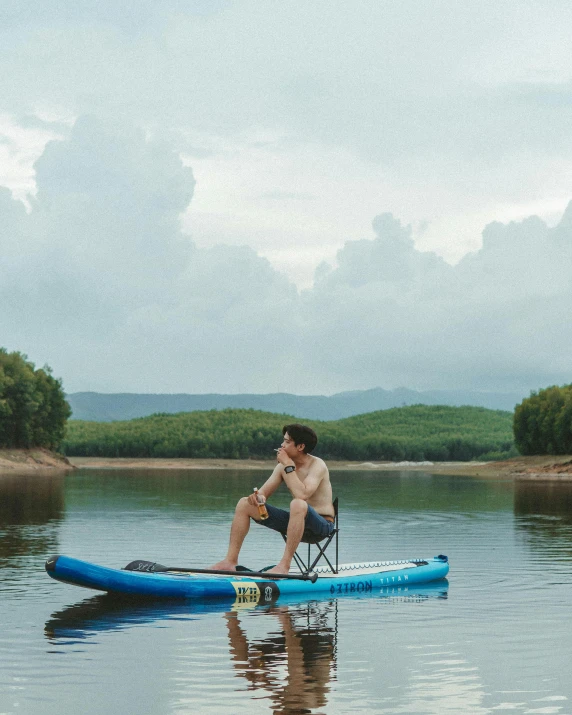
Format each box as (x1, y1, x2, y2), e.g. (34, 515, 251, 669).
(284, 465, 296, 474)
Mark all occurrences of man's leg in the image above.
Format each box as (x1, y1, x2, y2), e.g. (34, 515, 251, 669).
(211, 497, 260, 571)
(267, 498, 308, 574)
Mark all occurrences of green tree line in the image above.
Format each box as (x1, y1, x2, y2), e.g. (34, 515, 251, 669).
(0, 349, 71, 450)
(63, 404, 516, 461)
(514, 385, 572, 455)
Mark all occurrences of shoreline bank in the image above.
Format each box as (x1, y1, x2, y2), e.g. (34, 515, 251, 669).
(68, 454, 572, 480)
(0, 448, 74, 475)
(3, 451, 572, 480)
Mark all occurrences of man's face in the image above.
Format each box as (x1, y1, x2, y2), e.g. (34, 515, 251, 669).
(281, 432, 304, 456)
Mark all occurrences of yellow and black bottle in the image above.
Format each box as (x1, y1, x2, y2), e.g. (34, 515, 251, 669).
(253, 487, 268, 520)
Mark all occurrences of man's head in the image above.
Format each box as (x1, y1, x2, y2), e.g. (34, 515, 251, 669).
(282, 423, 318, 454)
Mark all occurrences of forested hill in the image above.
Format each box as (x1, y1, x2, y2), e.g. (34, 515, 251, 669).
(63, 405, 516, 462)
(66, 387, 525, 422)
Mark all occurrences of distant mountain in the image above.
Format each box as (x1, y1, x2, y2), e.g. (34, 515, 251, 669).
(66, 387, 526, 422)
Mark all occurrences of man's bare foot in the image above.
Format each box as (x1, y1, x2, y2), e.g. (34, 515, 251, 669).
(210, 560, 238, 571)
(266, 563, 291, 575)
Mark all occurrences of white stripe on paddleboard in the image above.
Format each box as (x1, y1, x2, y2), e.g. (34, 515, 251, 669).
(292, 560, 424, 578)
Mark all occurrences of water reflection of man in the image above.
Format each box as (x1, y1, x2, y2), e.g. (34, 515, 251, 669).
(225, 603, 336, 713)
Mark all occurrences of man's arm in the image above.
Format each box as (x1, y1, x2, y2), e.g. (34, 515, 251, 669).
(247, 465, 283, 506)
(279, 459, 326, 501)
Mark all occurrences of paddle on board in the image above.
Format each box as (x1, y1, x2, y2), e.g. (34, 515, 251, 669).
(124, 560, 319, 583)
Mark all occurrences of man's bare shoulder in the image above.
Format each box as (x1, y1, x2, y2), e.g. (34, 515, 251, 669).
(309, 455, 329, 474)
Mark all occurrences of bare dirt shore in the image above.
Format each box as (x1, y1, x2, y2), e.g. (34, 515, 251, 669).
(67, 454, 572, 480)
(0, 448, 74, 474)
(4, 452, 572, 480)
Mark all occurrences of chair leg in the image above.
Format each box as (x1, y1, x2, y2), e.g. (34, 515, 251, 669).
(308, 531, 338, 573)
(292, 550, 307, 572)
(281, 533, 309, 573)
(309, 547, 336, 573)
(334, 524, 339, 573)
(281, 522, 339, 574)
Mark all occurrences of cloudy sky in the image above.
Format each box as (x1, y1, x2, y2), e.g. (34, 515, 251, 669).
(1, 1, 572, 396)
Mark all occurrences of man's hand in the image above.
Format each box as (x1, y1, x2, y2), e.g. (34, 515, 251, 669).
(276, 447, 295, 469)
(247, 490, 266, 507)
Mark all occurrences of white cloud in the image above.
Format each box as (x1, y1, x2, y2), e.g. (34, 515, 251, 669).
(2, 117, 572, 396)
(2, 3, 572, 395)
(3, 2, 572, 286)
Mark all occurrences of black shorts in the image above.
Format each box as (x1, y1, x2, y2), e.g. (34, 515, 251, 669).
(255, 503, 334, 542)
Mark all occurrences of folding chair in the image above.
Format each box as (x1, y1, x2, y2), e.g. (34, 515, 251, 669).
(281, 497, 339, 574)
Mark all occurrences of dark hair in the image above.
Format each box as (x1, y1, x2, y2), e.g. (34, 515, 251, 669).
(282, 424, 318, 454)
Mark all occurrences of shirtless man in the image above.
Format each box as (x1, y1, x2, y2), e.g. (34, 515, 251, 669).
(211, 423, 334, 575)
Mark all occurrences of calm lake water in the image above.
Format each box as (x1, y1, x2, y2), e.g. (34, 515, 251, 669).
(1, 468, 572, 715)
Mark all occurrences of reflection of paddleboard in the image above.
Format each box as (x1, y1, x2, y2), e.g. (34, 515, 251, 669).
(45, 580, 449, 641)
(45, 554, 449, 601)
